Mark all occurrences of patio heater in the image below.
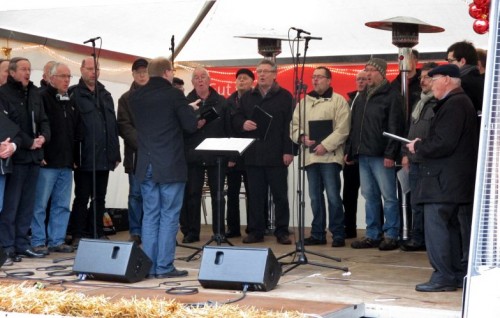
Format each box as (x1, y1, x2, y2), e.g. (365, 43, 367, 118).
(235, 33, 289, 233)
(365, 17, 444, 240)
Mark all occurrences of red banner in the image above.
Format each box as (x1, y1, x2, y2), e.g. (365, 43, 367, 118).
(204, 63, 401, 100)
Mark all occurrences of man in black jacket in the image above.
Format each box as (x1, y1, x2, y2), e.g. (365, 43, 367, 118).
(0, 57, 51, 262)
(345, 58, 404, 251)
(31, 62, 80, 255)
(180, 67, 228, 243)
(407, 64, 478, 292)
(130, 57, 197, 278)
(117, 58, 149, 245)
(232, 59, 294, 245)
(69, 57, 121, 246)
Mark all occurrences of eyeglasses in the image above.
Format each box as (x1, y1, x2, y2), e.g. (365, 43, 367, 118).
(193, 75, 208, 81)
(431, 75, 446, 81)
(446, 58, 458, 63)
(356, 77, 367, 81)
(312, 75, 328, 80)
(133, 70, 148, 75)
(54, 74, 73, 79)
(418, 75, 431, 81)
(256, 69, 275, 75)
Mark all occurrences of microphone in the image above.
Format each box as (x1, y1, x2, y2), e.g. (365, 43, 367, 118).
(291, 27, 311, 35)
(83, 37, 101, 44)
(304, 36, 323, 40)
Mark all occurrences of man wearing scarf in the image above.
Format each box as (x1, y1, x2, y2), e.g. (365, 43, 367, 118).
(291, 66, 351, 247)
(345, 58, 404, 251)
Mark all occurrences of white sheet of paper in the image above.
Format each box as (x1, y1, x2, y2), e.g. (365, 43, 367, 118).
(195, 138, 254, 155)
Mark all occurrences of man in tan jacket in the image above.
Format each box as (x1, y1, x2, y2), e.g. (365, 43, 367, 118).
(291, 66, 350, 247)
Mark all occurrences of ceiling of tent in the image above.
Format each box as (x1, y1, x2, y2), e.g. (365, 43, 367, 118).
(0, 0, 489, 63)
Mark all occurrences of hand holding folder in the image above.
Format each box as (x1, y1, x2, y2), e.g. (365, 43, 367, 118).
(251, 105, 273, 140)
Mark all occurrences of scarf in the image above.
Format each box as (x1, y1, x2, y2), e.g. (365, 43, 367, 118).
(411, 91, 434, 122)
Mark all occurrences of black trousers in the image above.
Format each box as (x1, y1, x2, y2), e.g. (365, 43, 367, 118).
(0, 164, 40, 252)
(246, 165, 289, 238)
(69, 170, 110, 238)
(180, 163, 226, 237)
(225, 167, 249, 234)
(342, 163, 360, 236)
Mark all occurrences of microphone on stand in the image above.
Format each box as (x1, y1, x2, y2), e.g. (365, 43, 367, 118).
(83, 37, 101, 44)
(291, 27, 311, 35)
(304, 36, 323, 41)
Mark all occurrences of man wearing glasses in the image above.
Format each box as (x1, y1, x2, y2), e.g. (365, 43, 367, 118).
(232, 59, 294, 245)
(345, 58, 404, 251)
(400, 62, 438, 252)
(291, 66, 351, 247)
(406, 64, 478, 292)
(68, 57, 121, 247)
(31, 63, 80, 255)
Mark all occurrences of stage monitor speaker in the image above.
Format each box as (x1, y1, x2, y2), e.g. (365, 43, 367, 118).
(73, 239, 152, 283)
(198, 246, 282, 291)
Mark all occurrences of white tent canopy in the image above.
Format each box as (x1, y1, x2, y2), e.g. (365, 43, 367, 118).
(0, 0, 489, 63)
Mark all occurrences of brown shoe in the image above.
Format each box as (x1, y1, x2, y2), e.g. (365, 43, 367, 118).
(242, 234, 264, 244)
(48, 244, 74, 253)
(32, 245, 50, 256)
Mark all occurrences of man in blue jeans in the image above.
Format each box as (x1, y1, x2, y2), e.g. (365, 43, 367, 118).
(118, 58, 149, 245)
(31, 62, 80, 255)
(345, 58, 404, 251)
(291, 66, 351, 247)
(130, 57, 197, 278)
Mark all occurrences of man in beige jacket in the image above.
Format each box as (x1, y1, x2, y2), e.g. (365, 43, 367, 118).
(291, 66, 351, 247)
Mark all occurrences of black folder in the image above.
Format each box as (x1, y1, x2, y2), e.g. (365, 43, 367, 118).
(199, 106, 220, 124)
(308, 120, 333, 153)
(251, 105, 273, 140)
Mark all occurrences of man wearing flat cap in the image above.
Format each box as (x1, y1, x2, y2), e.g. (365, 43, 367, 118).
(345, 57, 404, 251)
(224, 68, 254, 238)
(407, 64, 478, 292)
(117, 58, 149, 245)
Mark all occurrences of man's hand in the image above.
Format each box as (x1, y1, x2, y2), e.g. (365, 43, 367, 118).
(243, 120, 257, 131)
(0, 138, 15, 159)
(197, 119, 207, 129)
(283, 154, 293, 166)
(300, 135, 315, 147)
(189, 99, 201, 111)
(406, 138, 421, 154)
(313, 144, 327, 156)
(401, 155, 410, 171)
(344, 154, 355, 165)
(228, 161, 236, 168)
(383, 158, 395, 168)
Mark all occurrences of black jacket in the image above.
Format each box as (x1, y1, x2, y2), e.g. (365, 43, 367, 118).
(0, 76, 50, 165)
(117, 82, 140, 174)
(413, 87, 478, 204)
(232, 83, 294, 166)
(345, 81, 404, 161)
(403, 96, 437, 163)
(460, 66, 484, 115)
(40, 85, 81, 169)
(130, 77, 197, 183)
(390, 69, 422, 121)
(70, 79, 121, 171)
(185, 87, 228, 165)
(0, 96, 21, 175)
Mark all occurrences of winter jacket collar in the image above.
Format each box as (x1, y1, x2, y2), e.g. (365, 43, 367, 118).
(308, 87, 333, 99)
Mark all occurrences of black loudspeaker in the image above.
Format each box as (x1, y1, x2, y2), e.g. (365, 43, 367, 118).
(73, 239, 152, 283)
(198, 246, 282, 291)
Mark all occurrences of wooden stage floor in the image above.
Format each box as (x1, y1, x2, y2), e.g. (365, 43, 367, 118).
(0, 226, 463, 318)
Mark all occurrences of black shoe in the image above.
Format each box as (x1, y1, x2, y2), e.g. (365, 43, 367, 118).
(32, 245, 50, 256)
(400, 240, 426, 252)
(351, 237, 381, 249)
(242, 234, 264, 244)
(16, 248, 45, 258)
(303, 237, 327, 246)
(224, 231, 241, 238)
(276, 234, 292, 245)
(345, 229, 357, 239)
(332, 239, 346, 247)
(156, 268, 188, 279)
(415, 281, 457, 292)
(7, 252, 22, 262)
(378, 238, 399, 251)
(182, 235, 200, 244)
(48, 244, 74, 253)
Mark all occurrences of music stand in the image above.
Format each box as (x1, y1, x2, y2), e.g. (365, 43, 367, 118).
(183, 138, 254, 262)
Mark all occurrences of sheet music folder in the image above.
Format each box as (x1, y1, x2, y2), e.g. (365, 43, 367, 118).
(309, 120, 333, 153)
(195, 138, 255, 157)
(251, 105, 273, 140)
(198, 106, 220, 124)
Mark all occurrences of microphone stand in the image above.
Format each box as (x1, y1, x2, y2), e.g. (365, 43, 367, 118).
(278, 30, 348, 275)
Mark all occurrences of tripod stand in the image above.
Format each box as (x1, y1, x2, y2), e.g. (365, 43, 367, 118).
(278, 29, 348, 275)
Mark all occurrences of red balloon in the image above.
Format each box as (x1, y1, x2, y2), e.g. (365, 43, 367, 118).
(474, 0, 490, 7)
(473, 19, 489, 34)
(469, 3, 485, 19)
